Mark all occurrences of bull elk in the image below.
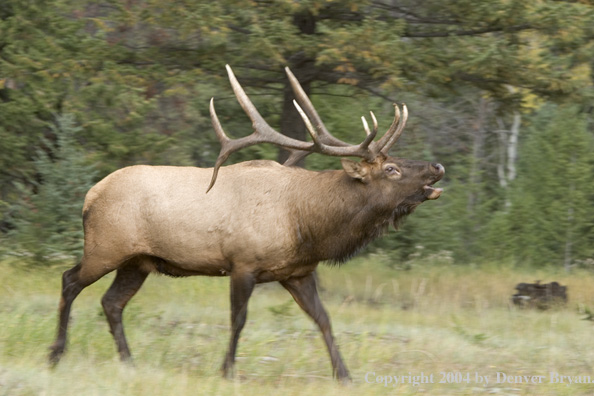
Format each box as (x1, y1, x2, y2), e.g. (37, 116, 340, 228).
(49, 65, 444, 381)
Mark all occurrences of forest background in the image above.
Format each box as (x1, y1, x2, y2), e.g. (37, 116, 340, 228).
(1, 0, 593, 270)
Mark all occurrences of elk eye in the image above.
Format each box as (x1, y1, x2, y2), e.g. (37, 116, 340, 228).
(384, 165, 401, 175)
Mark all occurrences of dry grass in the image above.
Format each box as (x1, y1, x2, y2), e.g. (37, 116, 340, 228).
(1, 257, 594, 395)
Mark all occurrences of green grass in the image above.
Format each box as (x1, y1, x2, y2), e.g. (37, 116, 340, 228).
(2, 257, 594, 395)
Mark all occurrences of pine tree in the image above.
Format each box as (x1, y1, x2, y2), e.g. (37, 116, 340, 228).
(8, 114, 97, 263)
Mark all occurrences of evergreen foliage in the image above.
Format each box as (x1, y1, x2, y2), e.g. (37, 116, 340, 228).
(7, 115, 97, 262)
(505, 105, 594, 267)
(1, 1, 593, 267)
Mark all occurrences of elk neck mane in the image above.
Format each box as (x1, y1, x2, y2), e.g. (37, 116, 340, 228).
(285, 167, 410, 265)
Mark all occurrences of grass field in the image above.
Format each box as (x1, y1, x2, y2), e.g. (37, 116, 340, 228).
(2, 256, 594, 395)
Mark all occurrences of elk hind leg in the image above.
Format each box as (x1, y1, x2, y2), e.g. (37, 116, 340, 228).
(49, 261, 106, 364)
(281, 271, 351, 382)
(101, 257, 149, 362)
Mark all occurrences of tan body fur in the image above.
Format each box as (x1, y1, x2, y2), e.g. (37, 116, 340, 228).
(83, 161, 317, 281)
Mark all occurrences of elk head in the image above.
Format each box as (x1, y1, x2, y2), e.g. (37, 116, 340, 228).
(207, 65, 444, 205)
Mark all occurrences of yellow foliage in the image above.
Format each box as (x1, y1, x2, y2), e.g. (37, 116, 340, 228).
(570, 63, 591, 83)
(337, 77, 359, 85)
(520, 90, 543, 112)
(163, 85, 190, 97)
(334, 63, 355, 73)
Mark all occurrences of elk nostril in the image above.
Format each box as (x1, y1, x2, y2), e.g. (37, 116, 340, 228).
(432, 163, 444, 173)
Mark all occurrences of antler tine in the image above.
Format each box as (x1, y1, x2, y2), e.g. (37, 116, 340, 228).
(225, 65, 312, 151)
(283, 149, 310, 166)
(293, 100, 377, 159)
(371, 104, 400, 153)
(362, 116, 371, 136)
(361, 112, 378, 137)
(293, 99, 321, 144)
(369, 104, 402, 155)
(369, 111, 378, 136)
(206, 98, 236, 193)
(285, 67, 349, 147)
(379, 104, 408, 155)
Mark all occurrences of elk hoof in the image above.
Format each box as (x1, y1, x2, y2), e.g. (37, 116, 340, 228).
(221, 360, 236, 379)
(335, 368, 352, 384)
(48, 346, 64, 367)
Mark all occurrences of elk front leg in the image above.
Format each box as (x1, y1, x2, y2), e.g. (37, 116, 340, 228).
(281, 271, 351, 382)
(222, 270, 255, 378)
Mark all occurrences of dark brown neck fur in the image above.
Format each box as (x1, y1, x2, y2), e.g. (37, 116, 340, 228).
(288, 169, 411, 264)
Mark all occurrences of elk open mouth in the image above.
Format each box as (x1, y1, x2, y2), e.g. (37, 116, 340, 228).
(424, 163, 444, 200)
(423, 185, 443, 200)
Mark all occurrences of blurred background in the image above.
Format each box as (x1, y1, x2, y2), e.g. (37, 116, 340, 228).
(1, 0, 593, 269)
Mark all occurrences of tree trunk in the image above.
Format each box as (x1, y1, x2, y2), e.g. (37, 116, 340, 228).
(278, 74, 311, 166)
(496, 112, 520, 208)
(506, 112, 520, 183)
(277, 11, 317, 167)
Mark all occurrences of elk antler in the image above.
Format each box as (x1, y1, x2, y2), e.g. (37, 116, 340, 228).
(286, 66, 407, 157)
(207, 65, 408, 192)
(375, 103, 408, 156)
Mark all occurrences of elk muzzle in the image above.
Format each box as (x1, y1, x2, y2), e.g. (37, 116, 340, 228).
(424, 163, 445, 200)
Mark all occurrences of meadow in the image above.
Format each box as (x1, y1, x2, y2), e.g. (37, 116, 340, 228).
(2, 256, 594, 396)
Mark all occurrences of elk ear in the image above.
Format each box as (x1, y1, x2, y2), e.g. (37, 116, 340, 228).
(341, 158, 370, 183)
